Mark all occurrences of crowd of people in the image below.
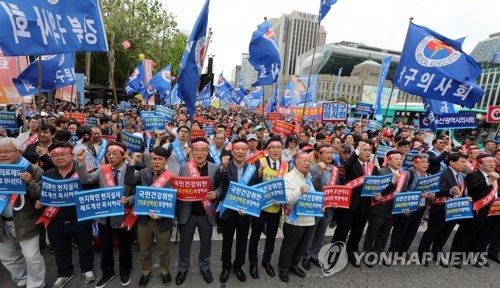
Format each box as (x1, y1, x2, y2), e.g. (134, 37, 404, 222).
(0, 99, 500, 288)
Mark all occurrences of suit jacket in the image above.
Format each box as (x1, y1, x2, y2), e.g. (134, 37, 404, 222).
(218, 160, 262, 223)
(429, 167, 460, 217)
(371, 166, 409, 219)
(309, 163, 337, 220)
(466, 170, 496, 221)
(77, 162, 135, 229)
(124, 165, 172, 231)
(176, 162, 222, 226)
(344, 152, 379, 214)
(427, 149, 449, 175)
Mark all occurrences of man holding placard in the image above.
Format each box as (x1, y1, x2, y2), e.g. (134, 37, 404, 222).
(249, 136, 289, 279)
(218, 139, 261, 283)
(450, 153, 499, 268)
(37, 142, 96, 288)
(0, 138, 45, 288)
(76, 142, 134, 288)
(175, 137, 222, 285)
(124, 147, 174, 286)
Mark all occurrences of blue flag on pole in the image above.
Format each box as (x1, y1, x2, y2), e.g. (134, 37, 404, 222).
(234, 79, 248, 99)
(13, 53, 75, 96)
(319, 0, 338, 24)
(374, 56, 392, 121)
(215, 73, 233, 100)
(393, 22, 485, 108)
(266, 84, 279, 114)
(170, 83, 181, 105)
(197, 83, 211, 107)
(149, 65, 171, 102)
(125, 61, 145, 96)
(280, 83, 292, 107)
(244, 86, 263, 107)
(176, 0, 210, 122)
(334, 67, 342, 101)
(249, 20, 280, 87)
(422, 98, 438, 131)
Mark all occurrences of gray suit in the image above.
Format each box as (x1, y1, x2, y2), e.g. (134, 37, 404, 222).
(176, 161, 222, 272)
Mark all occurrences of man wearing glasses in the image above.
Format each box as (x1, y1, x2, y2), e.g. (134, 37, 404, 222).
(426, 135, 452, 175)
(162, 125, 191, 176)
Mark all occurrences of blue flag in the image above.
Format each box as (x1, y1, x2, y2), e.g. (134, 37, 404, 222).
(176, 0, 210, 122)
(149, 65, 172, 102)
(394, 22, 485, 108)
(375, 56, 392, 120)
(319, 0, 338, 24)
(197, 83, 211, 107)
(244, 87, 263, 107)
(13, 53, 75, 96)
(422, 98, 438, 131)
(215, 73, 234, 100)
(249, 20, 280, 86)
(280, 83, 292, 107)
(334, 67, 342, 101)
(234, 79, 248, 100)
(266, 84, 279, 114)
(170, 83, 181, 105)
(125, 62, 145, 96)
(140, 85, 156, 103)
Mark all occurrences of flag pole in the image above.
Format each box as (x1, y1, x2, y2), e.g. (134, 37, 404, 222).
(15, 56, 27, 131)
(382, 85, 395, 126)
(69, 53, 76, 119)
(301, 20, 321, 127)
(37, 55, 43, 130)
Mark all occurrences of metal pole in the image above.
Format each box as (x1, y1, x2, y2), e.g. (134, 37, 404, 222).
(382, 86, 395, 126)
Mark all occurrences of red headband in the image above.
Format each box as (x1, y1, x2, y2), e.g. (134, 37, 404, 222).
(192, 141, 209, 147)
(233, 142, 248, 148)
(49, 147, 72, 155)
(386, 153, 401, 160)
(319, 146, 332, 154)
(267, 141, 283, 148)
(296, 152, 311, 160)
(107, 145, 125, 153)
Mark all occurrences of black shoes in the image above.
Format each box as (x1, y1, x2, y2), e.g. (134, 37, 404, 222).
(289, 267, 306, 278)
(262, 262, 275, 277)
(310, 258, 321, 268)
(138, 275, 149, 288)
(200, 270, 213, 284)
(302, 258, 310, 270)
(161, 273, 171, 285)
(279, 271, 289, 283)
(348, 251, 361, 267)
(120, 274, 131, 286)
(219, 269, 230, 283)
(96, 274, 115, 288)
(175, 272, 186, 285)
(233, 268, 246, 282)
(249, 264, 259, 279)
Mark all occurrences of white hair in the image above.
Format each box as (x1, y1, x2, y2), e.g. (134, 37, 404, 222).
(0, 137, 23, 150)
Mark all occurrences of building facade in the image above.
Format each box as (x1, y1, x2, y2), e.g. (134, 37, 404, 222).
(240, 53, 258, 90)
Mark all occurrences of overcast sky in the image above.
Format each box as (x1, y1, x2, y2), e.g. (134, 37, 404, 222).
(163, 0, 499, 81)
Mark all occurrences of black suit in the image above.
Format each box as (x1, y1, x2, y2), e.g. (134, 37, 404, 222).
(451, 170, 497, 253)
(331, 151, 378, 254)
(218, 160, 261, 270)
(426, 149, 449, 175)
(418, 167, 460, 257)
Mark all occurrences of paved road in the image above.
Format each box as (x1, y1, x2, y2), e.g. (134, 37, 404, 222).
(1, 224, 499, 288)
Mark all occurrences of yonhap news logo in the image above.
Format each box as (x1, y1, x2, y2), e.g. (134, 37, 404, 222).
(318, 241, 348, 276)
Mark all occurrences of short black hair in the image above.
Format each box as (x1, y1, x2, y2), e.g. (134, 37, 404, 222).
(54, 130, 72, 142)
(40, 123, 56, 135)
(232, 138, 247, 145)
(99, 115, 111, 124)
(76, 126, 92, 141)
(152, 147, 169, 159)
(448, 152, 467, 163)
(191, 137, 209, 146)
(398, 140, 411, 147)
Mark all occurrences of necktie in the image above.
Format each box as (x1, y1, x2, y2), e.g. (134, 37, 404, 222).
(273, 161, 277, 170)
(113, 169, 120, 185)
(456, 174, 463, 191)
(362, 163, 367, 175)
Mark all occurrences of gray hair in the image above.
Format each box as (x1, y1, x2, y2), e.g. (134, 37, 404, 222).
(0, 137, 23, 150)
(413, 153, 429, 161)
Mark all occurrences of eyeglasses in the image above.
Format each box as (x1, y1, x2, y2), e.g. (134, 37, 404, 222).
(0, 150, 18, 155)
(50, 153, 72, 158)
(151, 156, 166, 162)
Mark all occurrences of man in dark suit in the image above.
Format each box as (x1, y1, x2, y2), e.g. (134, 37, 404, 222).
(418, 152, 467, 266)
(426, 135, 452, 175)
(450, 154, 499, 268)
(331, 140, 378, 267)
(175, 138, 222, 284)
(218, 139, 261, 283)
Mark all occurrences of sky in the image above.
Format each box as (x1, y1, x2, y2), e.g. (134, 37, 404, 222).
(163, 0, 499, 82)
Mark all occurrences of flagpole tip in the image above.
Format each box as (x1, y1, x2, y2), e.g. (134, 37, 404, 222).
(409, 17, 414, 21)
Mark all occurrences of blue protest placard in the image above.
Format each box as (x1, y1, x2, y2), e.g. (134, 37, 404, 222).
(221, 181, 266, 217)
(367, 120, 382, 131)
(0, 0, 108, 56)
(343, 128, 352, 135)
(85, 118, 98, 127)
(414, 172, 441, 194)
(402, 153, 416, 169)
(142, 116, 166, 132)
(419, 113, 476, 130)
(253, 178, 286, 210)
(296, 191, 324, 217)
(40, 177, 81, 207)
(0, 194, 9, 214)
(70, 133, 79, 145)
(203, 125, 214, 136)
(392, 191, 422, 214)
(0, 164, 27, 194)
(122, 132, 143, 153)
(445, 198, 473, 221)
(140, 111, 156, 122)
(0, 112, 17, 130)
(361, 174, 393, 197)
(155, 105, 175, 122)
(75, 187, 124, 222)
(413, 119, 419, 129)
(355, 102, 373, 116)
(322, 102, 348, 122)
(376, 145, 394, 158)
(346, 117, 356, 124)
(133, 186, 177, 219)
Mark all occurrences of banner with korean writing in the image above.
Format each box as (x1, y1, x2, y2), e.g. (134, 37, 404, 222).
(75, 186, 123, 222)
(322, 102, 348, 122)
(40, 177, 81, 207)
(296, 191, 324, 217)
(323, 185, 351, 209)
(488, 199, 500, 217)
(245, 150, 266, 165)
(122, 132, 143, 153)
(392, 191, 422, 214)
(203, 125, 214, 136)
(0, 164, 27, 194)
(85, 118, 98, 127)
(221, 181, 265, 217)
(376, 145, 393, 158)
(414, 172, 441, 194)
(288, 106, 323, 120)
(419, 112, 476, 130)
(101, 135, 117, 143)
(445, 198, 473, 221)
(355, 102, 373, 115)
(367, 120, 382, 131)
(272, 120, 294, 136)
(253, 178, 286, 210)
(142, 116, 165, 132)
(266, 112, 281, 121)
(133, 186, 176, 219)
(189, 129, 205, 142)
(155, 105, 175, 122)
(0, 111, 17, 130)
(70, 113, 85, 125)
(361, 174, 392, 197)
(171, 176, 210, 202)
(0, 0, 108, 56)
(0, 50, 30, 104)
(402, 153, 415, 169)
